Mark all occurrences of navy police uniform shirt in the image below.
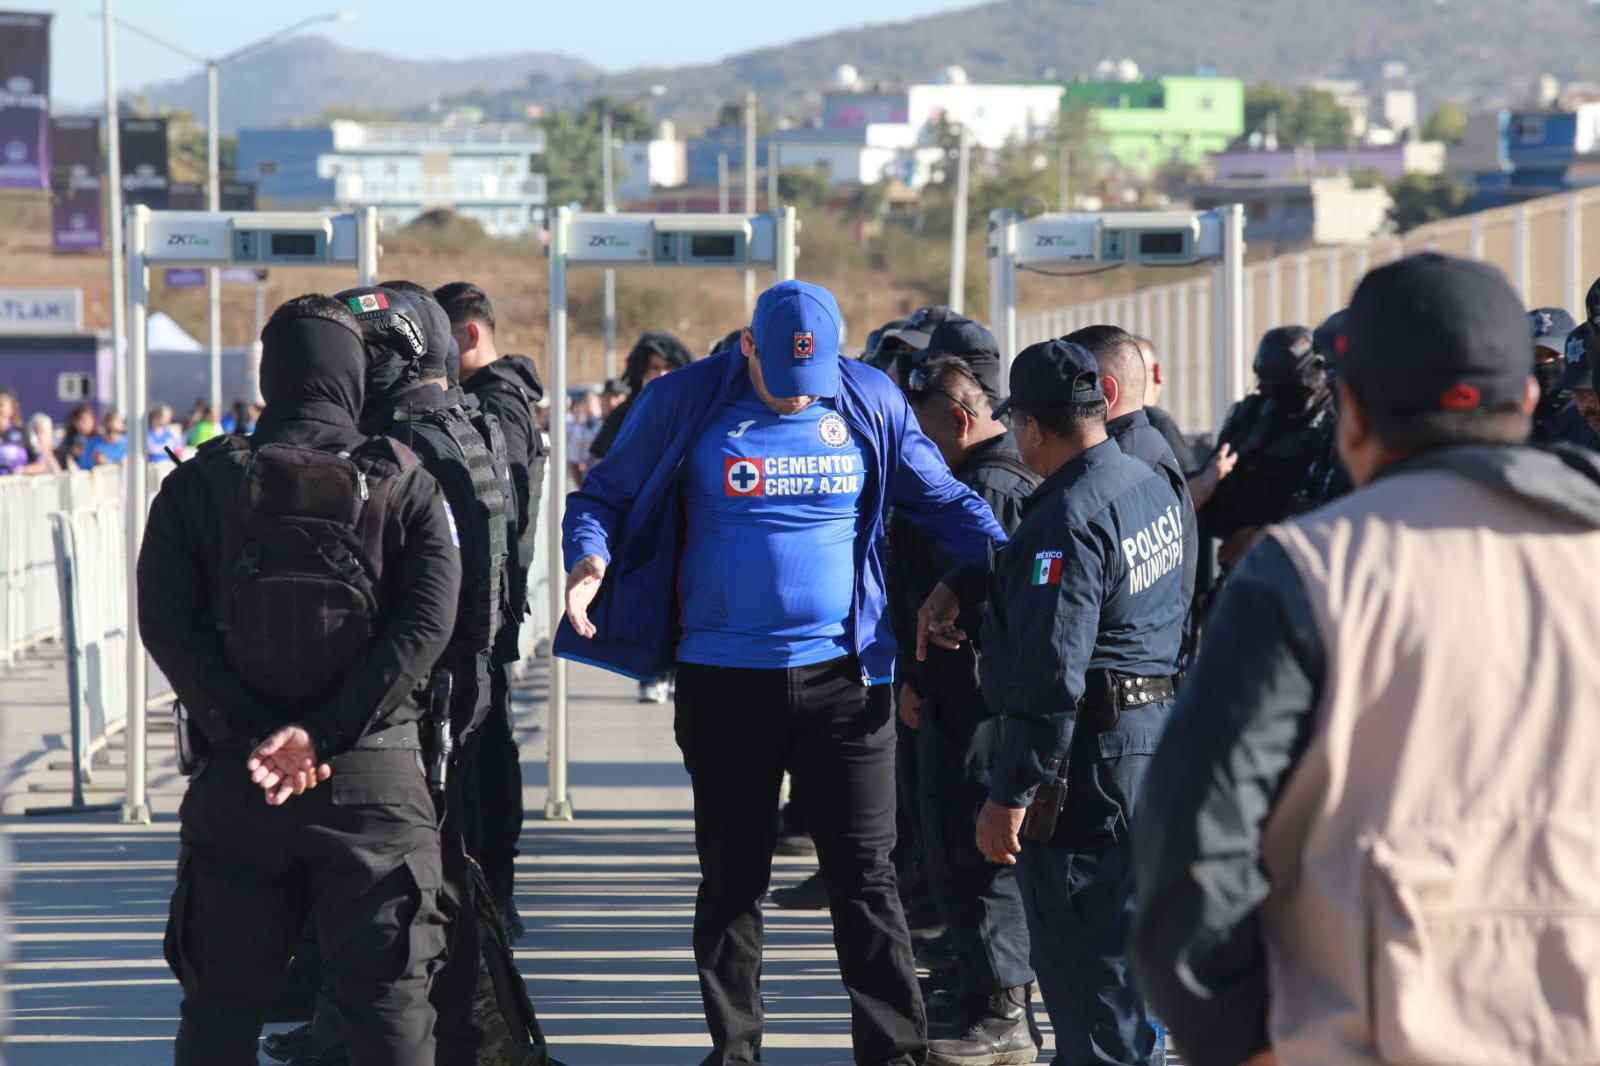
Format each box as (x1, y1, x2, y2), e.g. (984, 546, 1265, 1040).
(678, 393, 867, 670)
(1107, 407, 1198, 615)
(975, 437, 1187, 808)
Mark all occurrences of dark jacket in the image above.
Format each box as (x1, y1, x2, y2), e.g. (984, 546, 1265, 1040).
(590, 331, 694, 461)
(1108, 407, 1198, 615)
(558, 350, 1007, 682)
(892, 432, 1036, 697)
(1533, 399, 1600, 450)
(1129, 443, 1600, 1066)
(966, 437, 1188, 808)
(138, 367, 460, 758)
(1203, 392, 1335, 537)
(463, 355, 547, 619)
(1145, 405, 1195, 475)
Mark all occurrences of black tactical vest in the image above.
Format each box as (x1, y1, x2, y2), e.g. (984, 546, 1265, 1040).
(389, 403, 508, 651)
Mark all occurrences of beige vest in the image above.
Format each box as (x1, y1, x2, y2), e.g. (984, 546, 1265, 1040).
(1262, 466, 1600, 1065)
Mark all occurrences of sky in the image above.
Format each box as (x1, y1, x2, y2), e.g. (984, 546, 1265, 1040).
(35, 0, 982, 106)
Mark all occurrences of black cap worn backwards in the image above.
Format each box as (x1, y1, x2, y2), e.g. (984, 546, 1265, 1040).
(992, 339, 1104, 421)
(379, 280, 453, 378)
(911, 318, 1003, 405)
(1254, 325, 1317, 386)
(1342, 253, 1530, 415)
(1571, 322, 1598, 391)
(1531, 307, 1577, 354)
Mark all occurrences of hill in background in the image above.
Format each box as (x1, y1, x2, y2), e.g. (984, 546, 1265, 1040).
(446, 0, 1600, 127)
(131, 36, 598, 131)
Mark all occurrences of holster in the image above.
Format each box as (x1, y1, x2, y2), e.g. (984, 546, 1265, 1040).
(173, 700, 211, 778)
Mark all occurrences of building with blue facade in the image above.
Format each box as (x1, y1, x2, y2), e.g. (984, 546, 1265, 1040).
(237, 121, 547, 237)
(1453, 104, 1600, 209)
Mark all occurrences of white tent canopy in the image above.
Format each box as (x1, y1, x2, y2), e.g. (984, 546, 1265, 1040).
(146, 311, 202, 353)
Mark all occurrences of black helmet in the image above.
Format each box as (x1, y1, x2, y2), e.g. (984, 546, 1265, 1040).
(1254, 325, 1319, 387)
(334, 286, 428, 417)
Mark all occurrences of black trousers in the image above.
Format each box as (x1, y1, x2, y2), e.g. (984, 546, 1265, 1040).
(166, 749, 446, 1066)
(431, 760, 485, 1065)
(916, 690, 1033, 997)
(674, 657, 928, 1066)
(461, 657, 524, 902)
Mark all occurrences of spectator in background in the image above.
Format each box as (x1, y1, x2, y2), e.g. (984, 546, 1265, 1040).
(566, 386, 605, 485)
(186, 403, 223, 447)
(21, 414, 60, 475)
(0, 388, 31, 476)
(148, 405, 183, 464)
(81, 411, 128, 469)
(57, 404, 95, 470)
(221, 399, 260, 435)
(601, 379, 627, 417)
(589, 330, 694, 462)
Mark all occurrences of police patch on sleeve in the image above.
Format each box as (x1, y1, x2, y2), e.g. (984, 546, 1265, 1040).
(817, 412, 850, 448)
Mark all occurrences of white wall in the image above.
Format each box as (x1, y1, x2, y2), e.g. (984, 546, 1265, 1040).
(905, 84, 1064, 150)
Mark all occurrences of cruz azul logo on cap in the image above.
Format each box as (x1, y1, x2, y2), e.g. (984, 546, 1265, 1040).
(348, 292, 389, 314)
(793, 332, 815, 359)
(1031, 550, 1064, 586)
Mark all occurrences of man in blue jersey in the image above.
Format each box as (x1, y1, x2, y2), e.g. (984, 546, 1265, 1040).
(558, 280, 1006, 1066)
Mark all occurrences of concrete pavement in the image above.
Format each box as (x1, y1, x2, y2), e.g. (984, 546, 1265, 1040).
(2, 646, 1059, 1065)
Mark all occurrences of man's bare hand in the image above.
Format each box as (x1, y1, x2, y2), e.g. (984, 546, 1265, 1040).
(1212, 441, 1238, 480)
(898, 684, 922, 729)
(248, 726, 331, 807)
(976, 798, 1025, 865)
(565, 554, 607, 638)
(915, 582, 965, 661)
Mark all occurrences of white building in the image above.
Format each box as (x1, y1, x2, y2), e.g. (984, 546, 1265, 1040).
(237, 121, 548, 237)
(616, 122, 688, 201)
(772, 76, 1065, 188)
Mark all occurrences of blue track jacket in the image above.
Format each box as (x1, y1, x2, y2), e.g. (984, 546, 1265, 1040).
(556, 349, 1007, 682)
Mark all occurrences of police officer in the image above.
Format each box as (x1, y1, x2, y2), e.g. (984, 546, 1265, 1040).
(899, 323, 1042, 1066)
(1534, 319, 1600, 449)
(321, 283, 508, 1065)
(918, 339, 1187, 1066)
(139, 294, 460, 1066)
(436, 280, 549, 937)
(1202, 325, 1335, 567)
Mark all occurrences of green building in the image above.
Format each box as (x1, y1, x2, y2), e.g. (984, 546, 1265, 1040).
(1061, 76, 1245, 176)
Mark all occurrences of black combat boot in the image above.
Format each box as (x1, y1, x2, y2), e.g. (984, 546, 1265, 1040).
(926, 985, 1037, 1066)
(769, 870, 829, 910)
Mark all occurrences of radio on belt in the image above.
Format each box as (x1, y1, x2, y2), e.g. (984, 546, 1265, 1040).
(650, 216, 751, 266)
(229, 213, 333, 265)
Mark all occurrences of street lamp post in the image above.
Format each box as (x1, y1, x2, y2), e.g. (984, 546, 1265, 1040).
(100, 11, 357, 416)
(600, 84, 666, 382)
(102, 0, 126, 416)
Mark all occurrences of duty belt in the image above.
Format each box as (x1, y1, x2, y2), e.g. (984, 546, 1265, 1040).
(1079, 669, 1177, 732)
(351, 722, 422, 752)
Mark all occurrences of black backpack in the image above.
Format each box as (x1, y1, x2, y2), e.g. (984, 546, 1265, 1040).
(197, 435, 417, 707)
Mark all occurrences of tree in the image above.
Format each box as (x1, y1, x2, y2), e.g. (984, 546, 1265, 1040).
(776, 165, 830, 205)
(1243, 83, 1353, 148)
(1387, 172, 1471, 233)
(541, 97, 655, 209)
(1421, 104, 1467, 146)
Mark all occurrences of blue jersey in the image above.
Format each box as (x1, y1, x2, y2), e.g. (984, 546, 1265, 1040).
(678, 394, 866, 669)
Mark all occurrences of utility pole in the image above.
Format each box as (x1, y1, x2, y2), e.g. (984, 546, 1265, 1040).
(718, 153, 729, 214)
(103, 0, 127, 415)
(206, 59, 221, 416)
(744, 91, 758, 314)
(948, 124, 970, 313)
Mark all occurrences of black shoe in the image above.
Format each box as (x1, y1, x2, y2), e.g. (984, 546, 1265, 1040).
(919, 965, 959, 1001)
(773, 832, 816, 857)
(926, 986, 1038, 1066)
(264, 952, 320, 1023)
(924, 988, 975, 1033)
(499, 897, 527, 942)
(284, 1051, 347, 1066)
(261, 1023, 312, 1063)
(769, 870, 829, 910)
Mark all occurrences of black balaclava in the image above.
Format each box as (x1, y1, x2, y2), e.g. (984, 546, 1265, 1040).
(258, 313, 366, 425)
(334, 286, 428, 421)
(623, 330, 693, 393)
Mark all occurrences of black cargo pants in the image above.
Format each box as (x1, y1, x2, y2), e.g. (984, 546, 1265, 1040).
(165, 748, 446, 1066)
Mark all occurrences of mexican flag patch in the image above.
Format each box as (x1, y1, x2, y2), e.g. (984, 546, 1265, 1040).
(347, 292, 389, 314)
(1031, 551, 1064, 586)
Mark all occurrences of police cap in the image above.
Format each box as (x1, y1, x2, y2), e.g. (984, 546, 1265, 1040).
(1530, 307, 1576, 355)
(992, 339, 1103, 420)
(1570, 322, 1598, 391)
(911, 318, 1002, 406)
(1312, 310, 1348, 361)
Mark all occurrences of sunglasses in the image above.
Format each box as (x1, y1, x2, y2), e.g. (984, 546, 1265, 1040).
(908, 366, 980, 419)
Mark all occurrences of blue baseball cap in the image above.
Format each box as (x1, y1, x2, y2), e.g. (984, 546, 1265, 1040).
(751, 280, 844, 398)
(992, 339, 1104, 420)
(1531, 307, 1576, 354)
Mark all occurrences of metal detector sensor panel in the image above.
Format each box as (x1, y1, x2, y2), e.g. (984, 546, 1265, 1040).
(566, 213, 775, 268)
